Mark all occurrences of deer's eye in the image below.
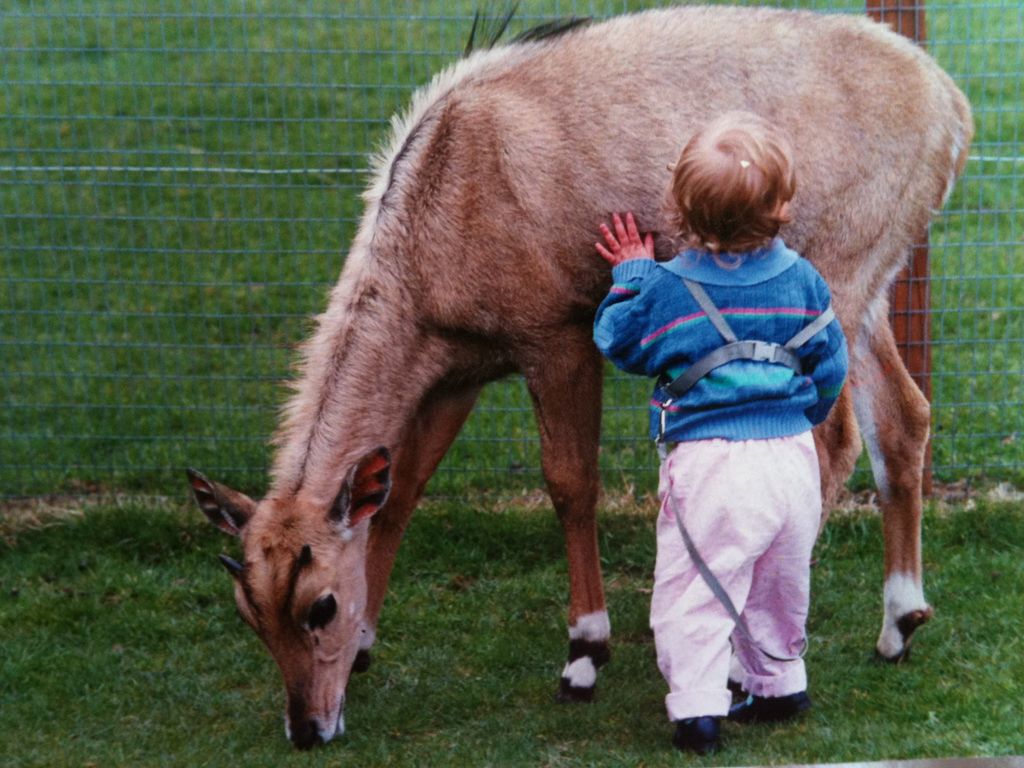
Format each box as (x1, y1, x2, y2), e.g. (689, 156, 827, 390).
(307, 593, 337, 630)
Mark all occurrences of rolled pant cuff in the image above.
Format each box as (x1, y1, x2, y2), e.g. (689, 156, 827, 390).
(665, 688, 732, 721)
(742, 662, 807, 699)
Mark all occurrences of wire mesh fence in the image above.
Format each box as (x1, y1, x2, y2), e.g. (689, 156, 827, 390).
(2, 1, 1021, 501)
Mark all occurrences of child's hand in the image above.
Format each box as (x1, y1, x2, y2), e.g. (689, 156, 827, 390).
(595, 212, 655, 266)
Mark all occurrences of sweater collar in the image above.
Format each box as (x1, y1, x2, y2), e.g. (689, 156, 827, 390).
(658, 237, 799, 286)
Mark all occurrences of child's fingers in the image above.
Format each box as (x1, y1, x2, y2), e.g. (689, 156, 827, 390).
(599, 222, 620, 250)
(644, 232, 655, 255)
(595, 242, 617, 264)
(625, 212, 641, 243)
(612, 212, 628, 244)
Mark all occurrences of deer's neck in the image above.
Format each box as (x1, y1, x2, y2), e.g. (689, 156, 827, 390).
(270, 269, 437, 505)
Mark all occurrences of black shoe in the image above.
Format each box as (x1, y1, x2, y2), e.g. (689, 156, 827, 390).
(728, 691, 812, 723)
(672, 716, 721, 755)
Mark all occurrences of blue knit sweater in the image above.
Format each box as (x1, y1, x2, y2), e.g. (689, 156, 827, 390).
(594, 238, 848, 443)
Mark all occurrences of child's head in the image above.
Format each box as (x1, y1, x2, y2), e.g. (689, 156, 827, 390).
(667, 111, 795, 258)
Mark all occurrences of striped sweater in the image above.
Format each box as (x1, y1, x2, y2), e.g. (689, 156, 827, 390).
(594, 238, 848, 443)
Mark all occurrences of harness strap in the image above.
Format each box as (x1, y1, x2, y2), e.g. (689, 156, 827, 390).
(784, 305, 835, 350)
(683, 278, 737, 343)
(662, 340, 802, 399)
(666, 486, 807, 665)
(659, 278, 834, 401)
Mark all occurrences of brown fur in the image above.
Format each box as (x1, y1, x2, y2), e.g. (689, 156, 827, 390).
(189, 7, 972, 746)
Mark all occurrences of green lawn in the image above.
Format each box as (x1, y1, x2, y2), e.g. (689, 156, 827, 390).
(1, 497, 1022, 765)
(1, 1, 1022, 500)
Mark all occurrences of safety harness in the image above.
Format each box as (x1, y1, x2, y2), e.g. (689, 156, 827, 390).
(655, 277, 835, 451)
(657, 277, 835, 665)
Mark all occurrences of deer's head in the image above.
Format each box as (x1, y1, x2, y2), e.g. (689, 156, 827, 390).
(186, 447, 391, 749)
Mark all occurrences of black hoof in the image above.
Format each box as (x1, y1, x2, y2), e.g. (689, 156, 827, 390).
(569, 638, 611, 668)
(555, 640, 609, 702)
(351, 649, 372, 674)
(874, 641, 914, 665)
(897, 607, 933, 640)
(555, 677, 595, 703)
(875, 607, 933, 664)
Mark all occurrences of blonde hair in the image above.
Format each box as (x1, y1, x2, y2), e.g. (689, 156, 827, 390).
(666, 111, 796, 261)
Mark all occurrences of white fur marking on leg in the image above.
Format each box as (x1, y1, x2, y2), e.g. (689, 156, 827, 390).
(568, 610, 611, 642)
(852, 380, 890, 502)
(876, 572, 928, 658)
(561, 656, 598, 689)
(851, 326, 891, 502)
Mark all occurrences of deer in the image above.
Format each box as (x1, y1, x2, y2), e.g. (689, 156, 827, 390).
(186, 6, 971, 749)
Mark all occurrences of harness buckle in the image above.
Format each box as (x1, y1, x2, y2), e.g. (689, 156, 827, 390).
(751, 340, 781, 363)
(656, 398, 673, 460)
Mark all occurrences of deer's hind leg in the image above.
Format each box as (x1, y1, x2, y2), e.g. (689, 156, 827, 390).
(850, 307, 933, 661)
(521, 328, 609, 702)
(813, 387, 862, 526)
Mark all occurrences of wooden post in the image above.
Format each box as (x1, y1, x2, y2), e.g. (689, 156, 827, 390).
(865, 0, 933, 494)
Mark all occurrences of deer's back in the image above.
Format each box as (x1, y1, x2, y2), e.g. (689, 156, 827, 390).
(386, 6, 970, 338)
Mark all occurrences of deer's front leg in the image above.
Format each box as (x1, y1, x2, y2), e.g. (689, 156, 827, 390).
(523, 332, 610, 702)
(357, 385, 482, 673)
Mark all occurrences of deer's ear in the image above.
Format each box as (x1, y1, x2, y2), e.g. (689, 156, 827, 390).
(329, 447, 392, 529)
(186, 469, 256, 536)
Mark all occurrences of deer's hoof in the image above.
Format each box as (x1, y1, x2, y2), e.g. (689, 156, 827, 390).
(555, 677, 596, 703)
(875, 606, 934, 663)
(555, 639, 609, 702)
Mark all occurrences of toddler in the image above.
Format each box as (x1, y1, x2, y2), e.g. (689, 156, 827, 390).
(593, 111, 848, 754)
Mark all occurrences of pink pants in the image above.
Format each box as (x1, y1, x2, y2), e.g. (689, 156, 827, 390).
(651, 432, 822, 721)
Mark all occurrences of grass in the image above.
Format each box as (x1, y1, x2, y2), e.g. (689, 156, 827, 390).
(1, 496, 1022, 766)
(1, 0, 1023, 500)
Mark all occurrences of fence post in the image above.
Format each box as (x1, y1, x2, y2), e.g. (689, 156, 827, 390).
(865, 0, 933, 494)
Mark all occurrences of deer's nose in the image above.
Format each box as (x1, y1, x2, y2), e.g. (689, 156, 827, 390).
(290, 719, 323, 750)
